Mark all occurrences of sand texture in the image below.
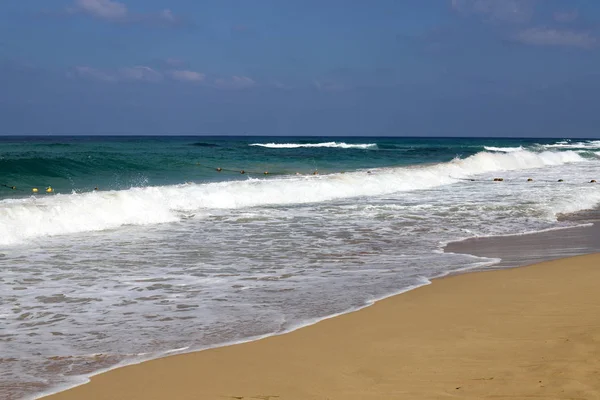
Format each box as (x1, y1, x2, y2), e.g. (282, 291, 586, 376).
(44, 254, 600, 400)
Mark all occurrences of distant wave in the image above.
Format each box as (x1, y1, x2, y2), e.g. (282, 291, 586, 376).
(0, 149, 588, 246)
(249, 142, 377, 149)
(539, 140, 600, 150)
(484, 146, 525, 153)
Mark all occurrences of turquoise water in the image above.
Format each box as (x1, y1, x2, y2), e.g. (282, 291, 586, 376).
(1, 136, 587, 197)
(1, 136, 600, 399)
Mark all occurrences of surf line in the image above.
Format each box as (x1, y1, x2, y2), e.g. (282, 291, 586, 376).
(452, 177, 598, 184)
(194, 162, 319, 176)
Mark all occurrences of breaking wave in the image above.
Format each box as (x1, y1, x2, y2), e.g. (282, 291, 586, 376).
(484, 146, 525, 153)
(538, 140, 600, 150)
(0, 150, 588, 246)
(249, 142, 377, 149)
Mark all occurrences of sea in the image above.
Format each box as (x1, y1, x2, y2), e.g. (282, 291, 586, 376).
(1, 136, 599, 399)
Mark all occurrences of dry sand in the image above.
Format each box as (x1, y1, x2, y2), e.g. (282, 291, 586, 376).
(44, 253, 600, 400)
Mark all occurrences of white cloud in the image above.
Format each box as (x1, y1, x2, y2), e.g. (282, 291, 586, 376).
(514, 28, 596, 48)
(158, 9, 176, 23)
(73, 0, 128, 21)
(214, 75, 256, 89)
(71, 67, 257, 89)
(71, 65, 163, 82)
(313, 80, 345, 92)
(451, 0, 536, 23)
(68, 1, 180, 25)
(72, 66, 117, 82)
(271, 81, 293, 90)
(119, 66, 162, 82)
(168, 70, 206, 82)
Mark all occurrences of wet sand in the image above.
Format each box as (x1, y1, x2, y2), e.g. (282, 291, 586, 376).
(446, 222, 600, 268)
(44, 252, 600, 400)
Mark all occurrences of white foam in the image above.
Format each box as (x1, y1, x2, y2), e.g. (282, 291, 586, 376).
(549, 191, 600, 216)
(30, 276, 437, 400)
(249, 142, 377, 149)
(483, 146, 525, 152)
(0, 150, 588, 246)
(539, 140, 600, 150)
(440, 223, 594, 247)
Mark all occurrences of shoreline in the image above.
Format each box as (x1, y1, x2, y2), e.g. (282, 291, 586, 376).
(32, 276, 438, 400)
(445, 221, 600, 269)
(41, 252, 600, 400)
(30, 241, 501, 399)
(30, 220, 600, 400)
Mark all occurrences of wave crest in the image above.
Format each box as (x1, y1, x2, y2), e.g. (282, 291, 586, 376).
(539, 140, 600, 150)
(0, 150, 588, 245)
(484, 146, 525, 153)
(249, 142, 377, 149)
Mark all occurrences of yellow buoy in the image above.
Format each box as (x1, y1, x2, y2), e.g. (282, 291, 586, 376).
(32, 188, 38, 193)
(46, 187, 53, 193)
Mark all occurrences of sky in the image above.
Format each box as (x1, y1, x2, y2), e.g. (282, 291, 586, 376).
(1, 0, 600, 137)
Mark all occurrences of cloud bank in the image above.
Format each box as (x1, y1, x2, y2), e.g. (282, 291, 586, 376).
(68, 0, 180, 26)
(514, 28, 596, 48)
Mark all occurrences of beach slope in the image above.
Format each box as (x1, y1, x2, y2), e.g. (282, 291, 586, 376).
(44, 254, 600, 400)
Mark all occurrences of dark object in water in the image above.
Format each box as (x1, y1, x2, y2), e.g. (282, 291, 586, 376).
(190, 142, 218, 147)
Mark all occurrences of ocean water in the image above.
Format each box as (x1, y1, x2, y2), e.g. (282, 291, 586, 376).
(1, 136, 599, 399)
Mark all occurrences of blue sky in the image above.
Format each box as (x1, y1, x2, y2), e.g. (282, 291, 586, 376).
(1, 0, 600, 136)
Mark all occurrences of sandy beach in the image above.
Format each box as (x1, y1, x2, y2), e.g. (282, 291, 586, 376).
(42, 253, 600, 400)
